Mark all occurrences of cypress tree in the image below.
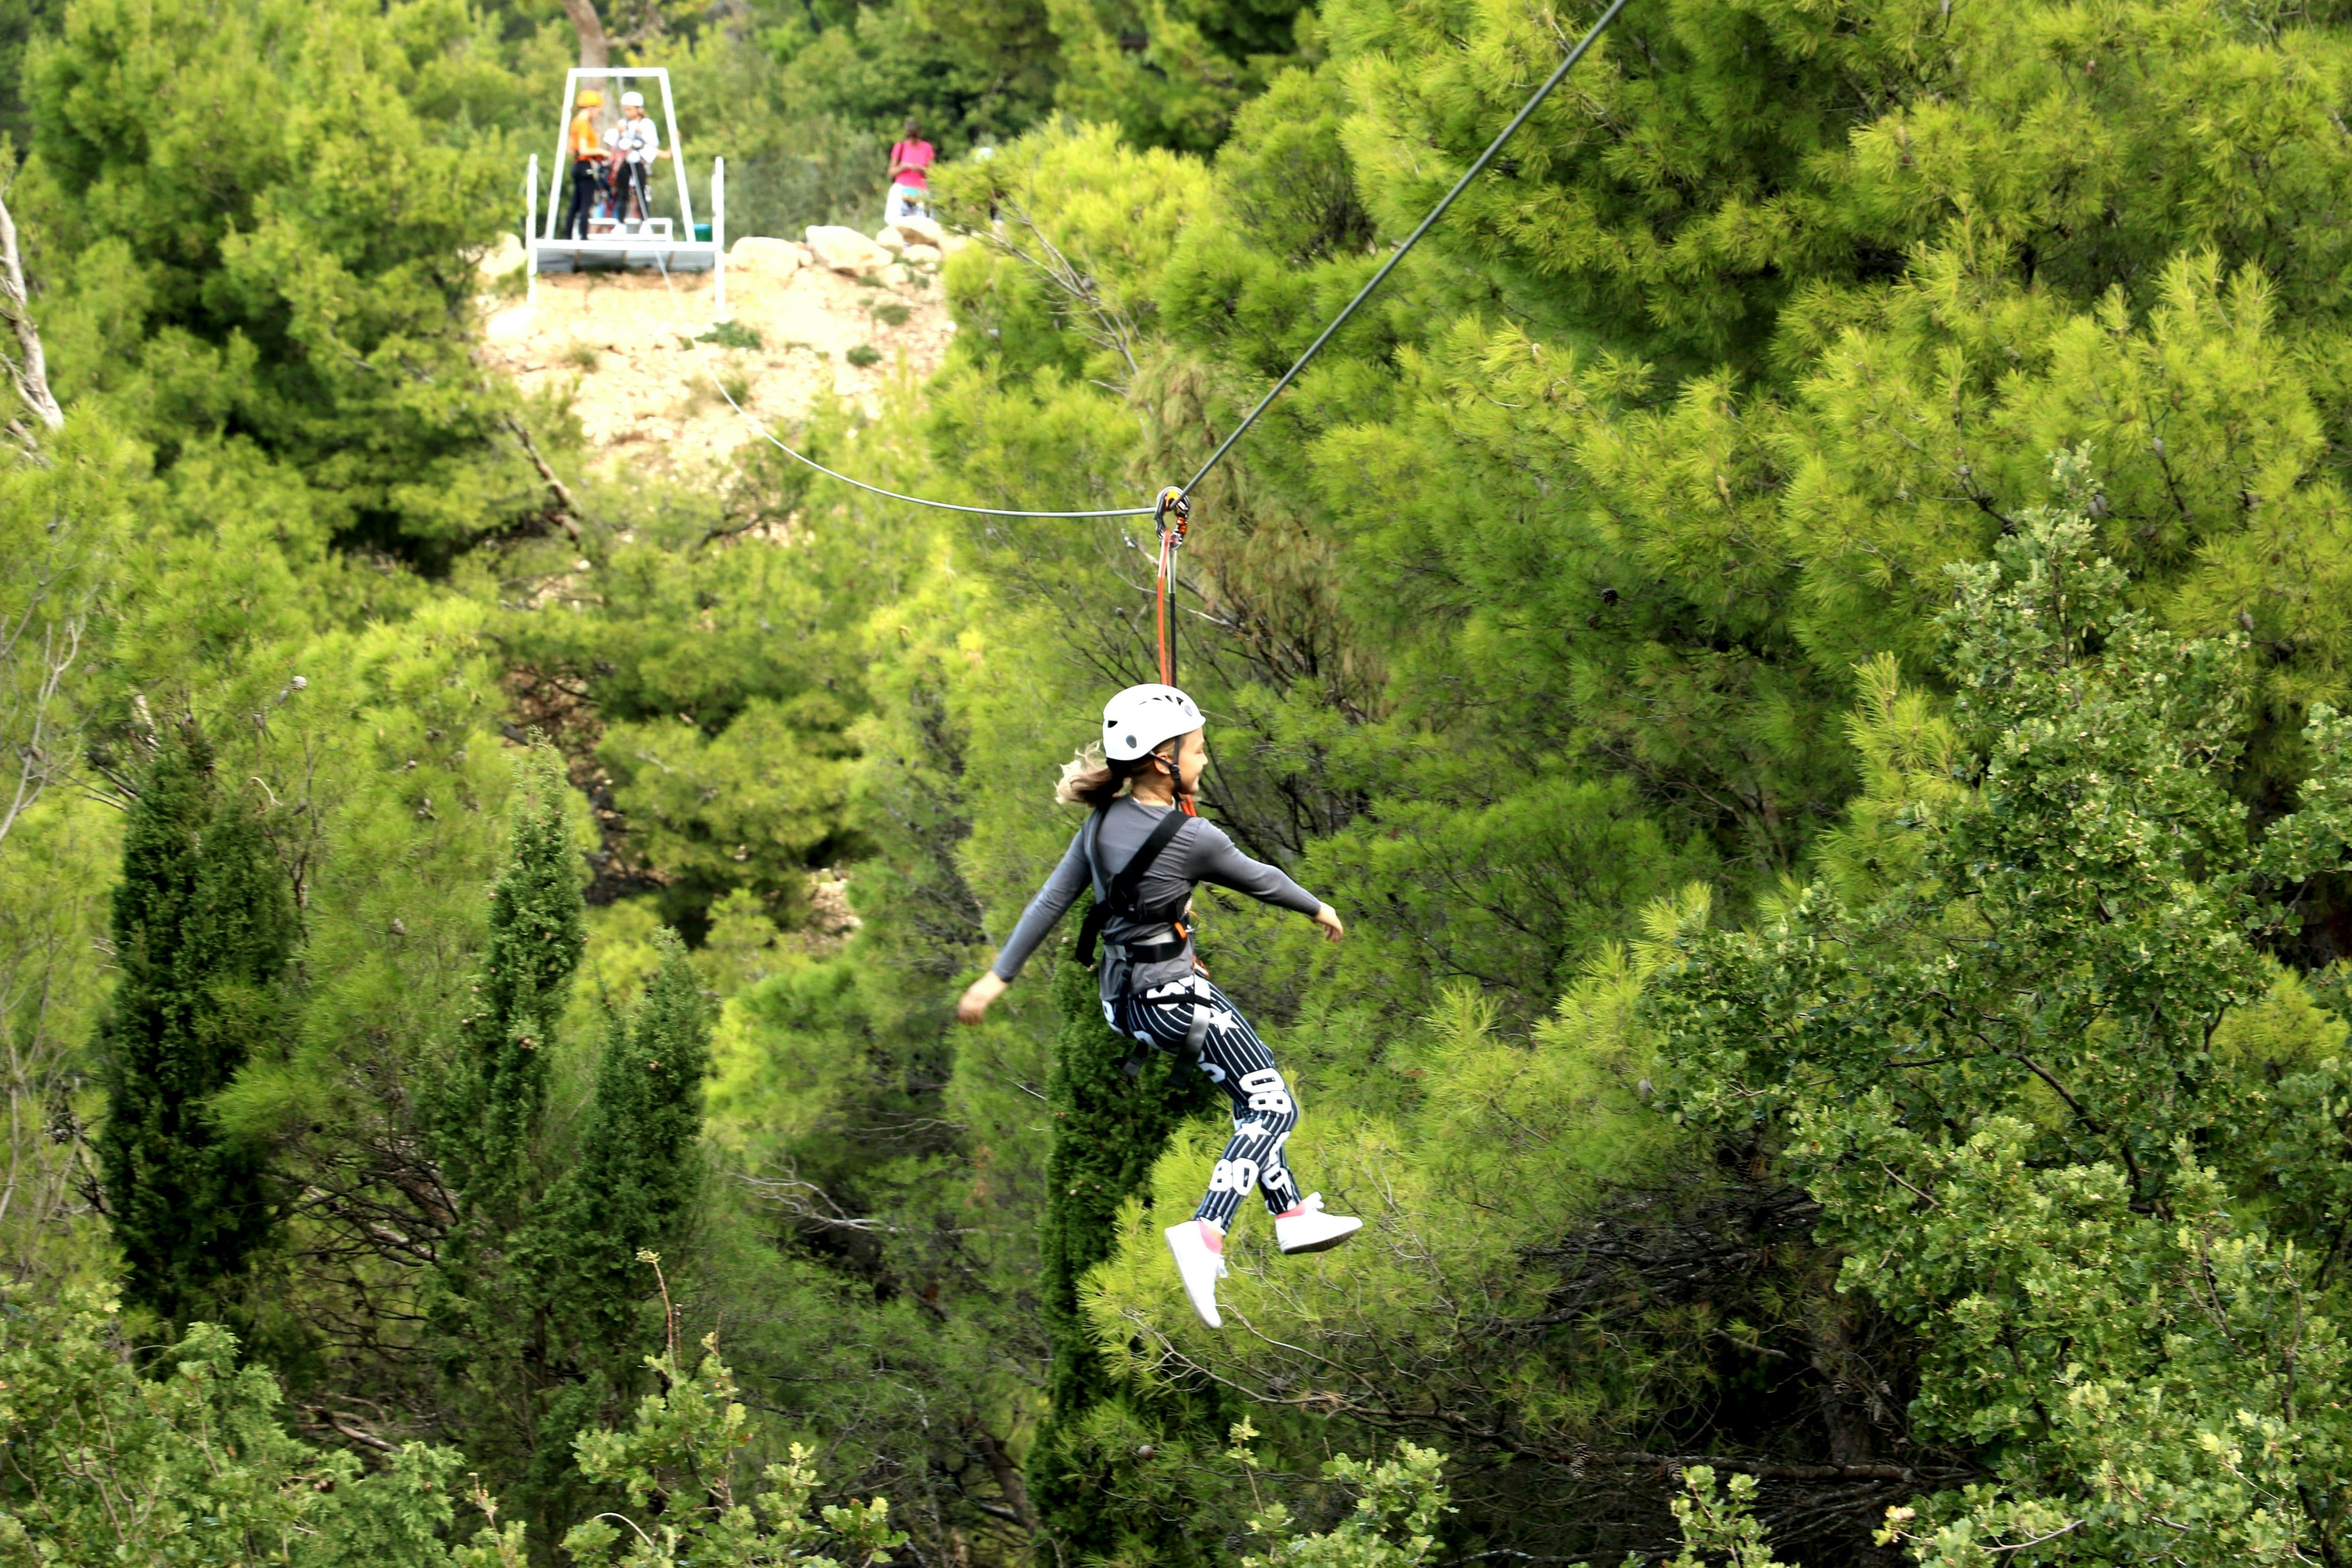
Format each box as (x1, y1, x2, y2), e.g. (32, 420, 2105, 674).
(427, 743, 586, 1508)
(515, 929, 713, 1523)
(1027, 926, 1224, 1561)
(437, 744, 584, 1222)
(97, 722, 295, 1328)
(532, 928, 711, 1356)
(433, 754, 714, 1541)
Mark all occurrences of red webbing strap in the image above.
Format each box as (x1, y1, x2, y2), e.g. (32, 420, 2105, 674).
(1152, 486, 1197, 816)
(1155, 526, 1176, 685)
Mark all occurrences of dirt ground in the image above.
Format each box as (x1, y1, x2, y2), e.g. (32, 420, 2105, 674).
(477, 248, 956, 477)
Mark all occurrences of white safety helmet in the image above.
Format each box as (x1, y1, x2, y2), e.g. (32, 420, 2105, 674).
(620, 90, 644, 107)
(1102, 684, 1202, 763)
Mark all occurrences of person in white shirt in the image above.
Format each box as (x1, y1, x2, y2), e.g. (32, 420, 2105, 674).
(604, 91, 664, 230)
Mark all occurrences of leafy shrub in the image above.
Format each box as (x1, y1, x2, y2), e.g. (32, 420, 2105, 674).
(697, 320, 764, 351)
(0, 1288, 476, 1567)
(563, 1264, 906, 1568)
(1232, 1420, 1449, 1568)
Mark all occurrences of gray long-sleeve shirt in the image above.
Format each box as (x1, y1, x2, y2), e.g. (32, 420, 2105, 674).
(992, 797, 1321, 995)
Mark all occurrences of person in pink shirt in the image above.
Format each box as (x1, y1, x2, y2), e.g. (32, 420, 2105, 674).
(885, 118, 934, 222)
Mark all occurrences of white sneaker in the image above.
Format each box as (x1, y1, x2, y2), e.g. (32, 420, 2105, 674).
(1274, 1194, 1362, 1255)
(1163, 1221, 1227, 1329)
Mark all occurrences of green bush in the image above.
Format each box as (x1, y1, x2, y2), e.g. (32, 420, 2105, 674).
(697, 320, 765, 352)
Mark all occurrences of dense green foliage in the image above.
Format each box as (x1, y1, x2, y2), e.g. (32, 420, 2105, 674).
(21, 0, 2352, 1562)
(22, 0, 547, 563)
(1663, 504, 2352, 1560)
(533, 933, 710, 1361)
(0, 1290, 477, 1567)
(558, 1305, 908, 1568)
(0, 1286, 931, 1567)
(95, 725, 295, 1329)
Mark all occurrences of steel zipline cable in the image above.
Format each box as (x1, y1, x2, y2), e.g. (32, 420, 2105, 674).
(1176, 0, 1629, 499)
(702, 442, 1159, 520)
(651, 264, 1157, 515)
(652, 0, 1628, 677)
(689, 399, 1159, 517)
(667, 0, 1627, 523)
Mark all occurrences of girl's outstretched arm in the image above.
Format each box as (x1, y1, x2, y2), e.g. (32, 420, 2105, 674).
(1188, 818, 1339, 936)
(959, 827, 1091, 1023)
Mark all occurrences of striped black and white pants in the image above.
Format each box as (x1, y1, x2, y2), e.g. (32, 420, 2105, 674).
(1105, 974, 1303, 1228)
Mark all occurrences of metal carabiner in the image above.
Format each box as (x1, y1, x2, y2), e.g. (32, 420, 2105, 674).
(1156, 485, 1190, 545)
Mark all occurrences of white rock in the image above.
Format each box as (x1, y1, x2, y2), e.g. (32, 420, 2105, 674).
(887, 213, 945, 247)
(902, 243, 942, 264)
(873, 226, 908, 254)
(478, 232, 527, 278)
(729, 235, 803, 275)
(804, 224, 891, 274)
(940, 233, 971, 255)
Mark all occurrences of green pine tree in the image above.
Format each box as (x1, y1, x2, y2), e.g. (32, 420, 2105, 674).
(1027, 932, 1225, 1563)
(20, 0, 554, 559)
(514, 930, 713, 1532)
(532, 930, 710, 1356)
(437, 744, 585, 1223)
(1655, 499, 2352, 1562)
(96, 721, 295, 1329)
(426, 742, 587, 1526)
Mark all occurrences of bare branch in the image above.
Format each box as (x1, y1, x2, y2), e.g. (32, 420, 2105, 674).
(0, 186, 62, 433)
(0, 189, 101, 852)
(500, 412, 583, 541)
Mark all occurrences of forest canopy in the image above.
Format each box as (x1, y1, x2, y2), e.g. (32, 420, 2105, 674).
(7, 0, 2352, 1564)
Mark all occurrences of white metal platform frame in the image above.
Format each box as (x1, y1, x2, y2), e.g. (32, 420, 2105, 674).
(525, 67, 726, 311)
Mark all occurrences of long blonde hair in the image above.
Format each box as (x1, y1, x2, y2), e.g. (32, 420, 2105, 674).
(1055, 740, 1173, 808)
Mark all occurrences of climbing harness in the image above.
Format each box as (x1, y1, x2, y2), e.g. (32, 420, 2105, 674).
(1073, 804, 1191, 968)
(1072, 802, 1212, 1075)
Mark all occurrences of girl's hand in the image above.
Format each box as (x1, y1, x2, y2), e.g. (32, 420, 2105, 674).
(958, 970, 1009, 1025)
(1312, 904, 1346, 943)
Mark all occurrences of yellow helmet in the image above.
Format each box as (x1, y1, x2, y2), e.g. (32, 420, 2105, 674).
(578, 88, 604, 107)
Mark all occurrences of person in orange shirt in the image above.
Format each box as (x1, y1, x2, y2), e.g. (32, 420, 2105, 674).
(560, 88, 606, 240)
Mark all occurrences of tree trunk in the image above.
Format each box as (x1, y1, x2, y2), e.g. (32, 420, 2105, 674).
(0, 191, 63, 434)
(1805, 1304, 1884, 1469)
(558, 0, 608, 68)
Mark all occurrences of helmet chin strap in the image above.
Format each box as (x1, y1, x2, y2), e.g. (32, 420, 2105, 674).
(1167, 748, 1199, 818)
(1141, 746, 1199, 817)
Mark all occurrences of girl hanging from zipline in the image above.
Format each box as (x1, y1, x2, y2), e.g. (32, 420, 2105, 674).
(958, 684, 1361, 1329)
